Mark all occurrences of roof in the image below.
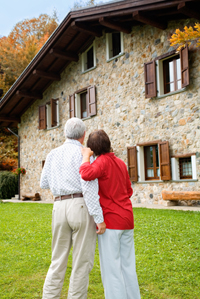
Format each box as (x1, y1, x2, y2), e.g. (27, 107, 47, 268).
(0, 0, 200, 127)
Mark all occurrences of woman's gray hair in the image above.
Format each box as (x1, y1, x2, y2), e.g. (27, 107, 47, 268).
(64, 117, 86, 140)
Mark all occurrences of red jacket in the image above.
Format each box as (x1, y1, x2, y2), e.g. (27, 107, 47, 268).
(79, 153, 134, 229)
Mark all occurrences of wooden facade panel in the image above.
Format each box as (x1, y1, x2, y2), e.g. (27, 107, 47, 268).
(180, 44, 189, 88)
(144, 60, 157, 98)
(39, 105, 46, 130)
(37, 54, 57, 70)
(87, 86, 97, 116)
(159, 141, 171, 181)
(69, 94, 75, 118)
(127, 146, 138, 182)
(51, 99, 58, 127)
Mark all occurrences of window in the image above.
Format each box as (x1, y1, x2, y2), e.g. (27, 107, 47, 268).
(127, 140, 171, 182)
(69, 86, 97, 119)
(81, 42, 96, 72)
(171, 154, 197, 181)
(179, 157, 192, 179)
(144, 145, 160, 180)
(39, 98, 59, 130)
(163, 55, 181, 94)
(144, 45, 189, 98)
(106, 32, 124, 61)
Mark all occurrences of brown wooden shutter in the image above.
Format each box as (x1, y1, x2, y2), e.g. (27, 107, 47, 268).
(51, 99, 58, 127)
(69, 94, 75, 118)
(144, 60, 157, 98)
(180, 45, 189, 88)
(127, 146, 138, 182)
(159, 141, 171, 180)
(87, 86, 97, 116)
(39, 105, 46, 130)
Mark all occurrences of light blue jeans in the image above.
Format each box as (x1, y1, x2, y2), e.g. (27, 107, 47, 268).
(98, 229, 141, 299)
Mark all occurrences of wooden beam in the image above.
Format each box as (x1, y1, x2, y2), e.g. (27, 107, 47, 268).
(99, 17, 131, 34)
(171, 153, 196, 158)
(0, 116, 20, 123)
(177, 2, 200, 20)
(71, 20, 102, 37)
(49, 49, 78, 62)
(132, 11, 167, 30)
(137, 140, 162, 146)
(162, 190, 200, 201)
(16, 90, 43, 99)
(33, 70, 60, 81)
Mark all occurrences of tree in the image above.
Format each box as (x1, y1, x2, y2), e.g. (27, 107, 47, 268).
(0, 128, 18, 171)
(0, 13, 58, 96)
(170, 23, 200, 51)
(72, 0, 97, 9)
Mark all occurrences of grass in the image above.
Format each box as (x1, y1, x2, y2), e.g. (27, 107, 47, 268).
(0, 203, 199, 299)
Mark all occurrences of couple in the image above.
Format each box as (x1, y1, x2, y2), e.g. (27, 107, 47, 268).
(40, 117, 140, 299)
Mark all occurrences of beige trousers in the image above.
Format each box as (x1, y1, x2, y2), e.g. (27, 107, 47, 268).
(42, 197, 97, 299)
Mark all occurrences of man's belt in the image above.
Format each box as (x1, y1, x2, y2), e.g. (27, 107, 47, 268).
(55, 193, 83, 201)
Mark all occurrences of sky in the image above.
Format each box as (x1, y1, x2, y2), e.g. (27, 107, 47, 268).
(0, 0, 108, 37)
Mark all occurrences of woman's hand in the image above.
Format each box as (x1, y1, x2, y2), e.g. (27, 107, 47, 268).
(81, 147, 93, 164)
(81, 147, 94, 157)
(96, 221, 106, 235)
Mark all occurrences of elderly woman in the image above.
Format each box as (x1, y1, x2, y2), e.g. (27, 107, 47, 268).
(79, 130, 141, 299)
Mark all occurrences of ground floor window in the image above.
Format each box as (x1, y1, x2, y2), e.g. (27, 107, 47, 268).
(171, 154, 196, 181)
(144, 145, 160, 180)
(127, 140, 171, 182)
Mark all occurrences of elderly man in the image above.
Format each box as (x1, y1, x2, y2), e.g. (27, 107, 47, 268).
(40, 117, 106, 299)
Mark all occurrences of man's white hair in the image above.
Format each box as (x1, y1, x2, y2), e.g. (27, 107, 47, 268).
(64, 117, 86, 140)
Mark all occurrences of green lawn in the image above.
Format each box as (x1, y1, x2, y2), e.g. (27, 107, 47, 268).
(0, 203, 199, 299)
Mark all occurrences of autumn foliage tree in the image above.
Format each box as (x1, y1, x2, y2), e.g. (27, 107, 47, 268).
(0, 13, 58, 96)
(0, 128, 18, 171)
(73, 0, 97, 9)
(170, 23, 200, 50)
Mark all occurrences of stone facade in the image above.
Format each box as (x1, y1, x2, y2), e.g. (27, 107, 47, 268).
(19, 19, 200, 205)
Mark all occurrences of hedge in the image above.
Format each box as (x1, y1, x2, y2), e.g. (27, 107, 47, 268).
(0, 171, 18, 199)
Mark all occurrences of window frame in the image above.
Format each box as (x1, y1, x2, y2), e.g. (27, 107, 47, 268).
(156, 53, 183, 97)
(81, 41, 96, 73)
(127, 139, 171, 183)
(144, 45, 189, 98)
(39, 98, 59, 130)
(69, 86, 97, 120)
(127, 140, 171, 182)
(171, 154, 197, 181)
(144, 145, 160, 181)
(106, 32, 124, 62)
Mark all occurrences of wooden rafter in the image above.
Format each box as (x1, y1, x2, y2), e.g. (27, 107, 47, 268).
(132, 11, 167, 30)
(99, 17, 131, 34)
(49, 49, 79, 62)
(33, 70, 60, 81)
(16, 90, 43, 99)
(71, 20, 102, 37)
(177, 2, 200, 20)
(0, 116, 20, 123)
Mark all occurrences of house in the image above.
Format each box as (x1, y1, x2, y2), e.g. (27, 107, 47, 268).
(0, 0, 200, 205)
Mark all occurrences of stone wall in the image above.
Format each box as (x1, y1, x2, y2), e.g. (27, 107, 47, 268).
(19, 19, 200, 205)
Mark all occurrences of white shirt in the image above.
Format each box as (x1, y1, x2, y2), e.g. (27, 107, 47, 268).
(40, 138, 104, 224)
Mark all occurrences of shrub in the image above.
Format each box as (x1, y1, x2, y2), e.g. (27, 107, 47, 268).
(0, 171, 18, 199)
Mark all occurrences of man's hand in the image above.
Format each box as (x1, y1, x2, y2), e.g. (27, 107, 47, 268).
(96, 222, 106, 235)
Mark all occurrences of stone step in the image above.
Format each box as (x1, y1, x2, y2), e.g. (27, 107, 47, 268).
(10, 194, 19, 200)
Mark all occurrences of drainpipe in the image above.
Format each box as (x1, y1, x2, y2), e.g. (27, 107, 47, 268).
(7, 128, 20, 201)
